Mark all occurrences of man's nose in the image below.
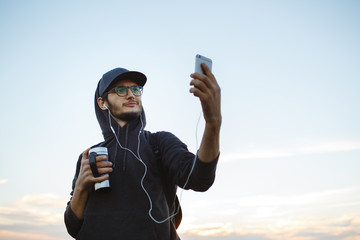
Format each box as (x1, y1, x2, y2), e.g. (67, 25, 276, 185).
(125, 88, 135, 98)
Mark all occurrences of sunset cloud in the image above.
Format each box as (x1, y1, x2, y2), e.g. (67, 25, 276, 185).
(0, 193, 69, 239)
(14, 193, 66, 209)
(0, 179, 8, 185)
(179, 186, 360, 240)
(1, 188, 360, 240)
(180, 214, 360, 240)
(0, 230, 66, 240)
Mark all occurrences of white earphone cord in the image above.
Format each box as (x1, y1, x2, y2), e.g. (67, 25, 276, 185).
(107, 109, 201, 224)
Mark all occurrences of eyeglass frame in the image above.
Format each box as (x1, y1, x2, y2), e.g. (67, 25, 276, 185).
(102, 85, 144, 98)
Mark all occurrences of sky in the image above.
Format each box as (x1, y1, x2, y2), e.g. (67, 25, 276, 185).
(0, 0, 360, 239)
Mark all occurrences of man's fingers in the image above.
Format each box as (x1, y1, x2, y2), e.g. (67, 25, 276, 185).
(97, 167, 113, 175)
(81, 149, 112, 176)
(85, 173, 110, 184)
(190, 78, 208, 92)
(83, 164, 112, 181)
(190, 72, 209, 85)
(190, 70, 217, 92)
(82, 148, 91, 160)
(93, 174, 110, 183)
(97, 160, 113, 168)
(82, 148, 108, 162)
(95, 155, 108, 162)
(201, 62, 213, 78)
(189, 85, 206, 99)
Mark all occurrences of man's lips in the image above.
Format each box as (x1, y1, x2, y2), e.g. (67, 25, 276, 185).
(123, 101, 138, 107)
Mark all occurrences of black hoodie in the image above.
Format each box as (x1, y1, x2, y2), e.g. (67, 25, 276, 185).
(64, 81, 219, 240)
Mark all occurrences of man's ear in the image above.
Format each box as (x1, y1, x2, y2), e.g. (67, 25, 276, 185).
(97, 97, 108, 111)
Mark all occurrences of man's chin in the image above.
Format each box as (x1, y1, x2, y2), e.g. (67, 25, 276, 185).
(116, 111, 141, 122)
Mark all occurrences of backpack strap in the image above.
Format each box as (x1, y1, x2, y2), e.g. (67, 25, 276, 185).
(147, 131, 182, 229)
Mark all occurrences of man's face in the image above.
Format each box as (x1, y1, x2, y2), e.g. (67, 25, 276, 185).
(104, 79, 143, 123)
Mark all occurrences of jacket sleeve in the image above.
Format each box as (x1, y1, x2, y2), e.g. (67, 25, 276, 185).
(187, 154, 219, 191)
(156, 131, 219, 192)
(64, 154, 83, 238)
(64, 201, 84, 238)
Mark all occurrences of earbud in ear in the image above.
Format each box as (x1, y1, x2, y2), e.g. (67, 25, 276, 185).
(104, 104, 109, 110)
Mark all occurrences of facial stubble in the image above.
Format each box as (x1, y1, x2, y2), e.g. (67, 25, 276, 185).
(107, 101, 142, 122)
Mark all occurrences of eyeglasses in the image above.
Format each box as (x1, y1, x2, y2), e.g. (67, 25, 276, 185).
(105, 85, 143, 97)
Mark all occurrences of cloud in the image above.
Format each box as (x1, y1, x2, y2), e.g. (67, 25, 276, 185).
(14, 193, 66, 209)
(180, 222, 233, 237)
(0, 193, 67, 226)
(230, 186, 360, 208)
(179, 214, 360, 240)
(0, 179, 8, 185)
(223, 139, 360, 160)
(180, 233, 273, 240)
(0, 230, 67, 240)
(1, 189, 360, 240)
(178, 186, 360, 240)
(0, 193, 69, 240)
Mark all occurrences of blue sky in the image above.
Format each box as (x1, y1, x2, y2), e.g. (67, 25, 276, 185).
(1, 1, 360, 239)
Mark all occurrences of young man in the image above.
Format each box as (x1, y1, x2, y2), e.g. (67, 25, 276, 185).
(64, 63, 221, 239)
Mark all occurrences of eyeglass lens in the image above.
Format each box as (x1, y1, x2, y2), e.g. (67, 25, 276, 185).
(114, 86, 142, 96)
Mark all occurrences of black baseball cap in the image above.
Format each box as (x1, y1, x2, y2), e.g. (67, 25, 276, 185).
(99, 67, 147, 96)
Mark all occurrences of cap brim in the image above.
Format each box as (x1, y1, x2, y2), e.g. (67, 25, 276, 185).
(112, 71, 147, 87)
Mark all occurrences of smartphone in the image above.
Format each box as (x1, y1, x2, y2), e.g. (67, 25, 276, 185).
(195, 54, 212, 74)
